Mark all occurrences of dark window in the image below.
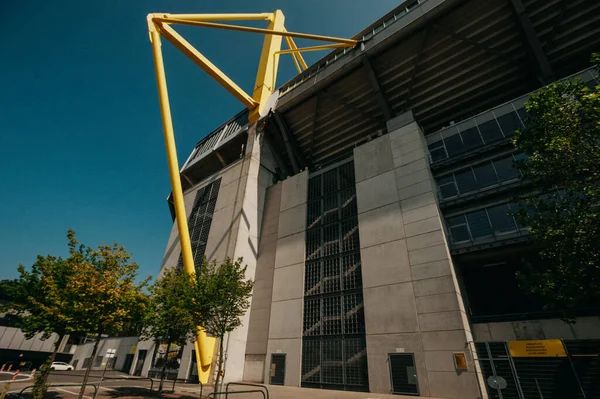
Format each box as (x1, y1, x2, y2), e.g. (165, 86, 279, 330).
(454, 169, 477, 194)
(460, 127, 483, 149)
(466, 210, 493, 239)
(438, 175, 458, 199)
(496, 111, 522, 137)
(472, 162, 498, 189)
(494, 155, 521, 182)
(428, 142, 447, 163)
(177, 178, 222, 272)
(447, 215, 471, 243)
(516, 107, 528, 125)
(487, 203, 517, 235)
(443, 134, 464, 157)
(478, 119, 504, 143)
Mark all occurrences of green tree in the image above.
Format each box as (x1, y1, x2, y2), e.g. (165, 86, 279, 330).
(66, 234, 149, 399)
(0, 231, 86, 399)
(141, 268, 197, 391)
(513, 53, 600, 312)
(194, 258, 254, 393)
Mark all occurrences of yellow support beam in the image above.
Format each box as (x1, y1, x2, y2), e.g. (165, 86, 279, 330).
(284, 35, 308, 71)
(148, 21, 215, 385)
(155, 21, 258, 110)
(161, 12, 272, 21)
(250, 9, 285, 123)
(276, 43, 349, 55)
(152, 16, 358, 45)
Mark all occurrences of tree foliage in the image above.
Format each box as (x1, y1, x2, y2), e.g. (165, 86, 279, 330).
(513, 53, 600, 311)
(193, 257, 254, 392)
(141, 268, 197, 390)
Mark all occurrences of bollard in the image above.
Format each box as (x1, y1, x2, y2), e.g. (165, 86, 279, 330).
(6, 365, 12, 372)
(0, 364, 5, 372)
(12, 370, 20, 381)
(30, 369, 36, 378)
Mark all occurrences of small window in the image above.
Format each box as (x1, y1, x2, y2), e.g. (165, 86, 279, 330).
(472, 162, 498, 189)
(454, 169, 477, 194)
(496, 111, 522, 137)
(447, 215, 471, 243)
(494, 156, 521, 182)
(478, 119, 504, 144)
(487, 203, 517, 235)
(428, 141, 447, 163)
(460, 127, 483, 149)
(466, 210, 493, 239)
(444, 134, 465, 157)
(437, 175, 458, 199)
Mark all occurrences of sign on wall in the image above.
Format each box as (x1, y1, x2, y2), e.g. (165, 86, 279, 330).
(507, 340, 566, 357)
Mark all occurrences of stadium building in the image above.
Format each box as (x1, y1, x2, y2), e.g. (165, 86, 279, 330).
(149, 0, 600, 397)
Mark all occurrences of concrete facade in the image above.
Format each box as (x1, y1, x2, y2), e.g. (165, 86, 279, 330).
(71, 336, 138, 372)
(264, 170, 308, 387)
(353, 114, 483, 399)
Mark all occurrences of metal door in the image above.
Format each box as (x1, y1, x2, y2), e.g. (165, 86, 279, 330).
(270, 354, 286, 385)
(389, 353, 419, 396)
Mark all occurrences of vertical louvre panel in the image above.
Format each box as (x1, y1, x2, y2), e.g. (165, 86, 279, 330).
(176, 178, 221, 272)
(302, 159, 368, 392)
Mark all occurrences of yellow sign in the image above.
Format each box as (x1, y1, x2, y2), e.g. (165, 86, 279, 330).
(508, 340, 566, 357)
(130, 346, 137, 355)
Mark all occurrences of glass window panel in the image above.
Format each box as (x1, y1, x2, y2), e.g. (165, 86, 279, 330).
(497, 111, 522, 137)
(487, 203, 517, 234)
(443, 134, 465, 157)
(454, 169, 477, 194)
(472, 162, 498, 189)
(478, 119, 503, 144)
(466, 210, 493, 239)
(437, 175, 458, 199)
(460, 127, 483, 149)
(515, 107, 528, 126)
(494, 156, 521, 182)
(429, 147, 447, 162)
(450, 225, 471, 243)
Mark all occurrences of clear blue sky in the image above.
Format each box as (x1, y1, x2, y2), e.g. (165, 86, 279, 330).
(0, 0, 399, 281)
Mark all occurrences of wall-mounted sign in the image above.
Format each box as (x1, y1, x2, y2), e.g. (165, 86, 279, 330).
(508, 340, 566, 358)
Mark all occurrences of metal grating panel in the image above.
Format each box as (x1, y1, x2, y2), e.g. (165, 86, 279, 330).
(176, 178, 221, 272)
(302, 159, 368, 391)
(270, 354, 286, 385)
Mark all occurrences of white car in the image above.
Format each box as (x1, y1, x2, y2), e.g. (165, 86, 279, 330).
(50, 362, 73, 371)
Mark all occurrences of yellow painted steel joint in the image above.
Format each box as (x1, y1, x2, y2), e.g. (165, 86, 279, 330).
(147, 10, 356, 384)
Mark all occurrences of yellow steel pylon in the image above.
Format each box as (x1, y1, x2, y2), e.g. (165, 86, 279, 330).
(147, 11, 356, 384)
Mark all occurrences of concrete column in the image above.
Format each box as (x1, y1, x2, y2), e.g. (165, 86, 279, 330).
(243, 183, 283, 382)
(353, 113, 484, 399)
(265, 170, 308, 387)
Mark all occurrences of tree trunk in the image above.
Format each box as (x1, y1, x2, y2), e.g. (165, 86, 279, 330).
(32, 333, 64, 399)
(158, 340, 171, 392)
(78, 331, 102, 399)
(213, 337, 224, 397)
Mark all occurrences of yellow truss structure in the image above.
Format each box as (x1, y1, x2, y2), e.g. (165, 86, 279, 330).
(147, 11, 356, 384)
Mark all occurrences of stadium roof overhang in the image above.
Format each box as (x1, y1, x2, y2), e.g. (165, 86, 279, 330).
(267, 0, 600, 171)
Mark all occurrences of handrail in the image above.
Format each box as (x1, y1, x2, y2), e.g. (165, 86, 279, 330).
(171, 378, 203, 397)
(207, 389, 265, 399)
(15, 383, 99, 399)
(226, 382, 269, 399)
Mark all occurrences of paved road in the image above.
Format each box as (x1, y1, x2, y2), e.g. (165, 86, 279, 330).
(0, 371, 439, 399)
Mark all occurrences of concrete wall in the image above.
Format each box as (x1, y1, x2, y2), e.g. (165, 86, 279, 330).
(472, 316, 600, 341)
(264, 170, 308, 387)
(353, 114, 484, 399)
(71, 336, 138, 371)
(159, 126, 277, 383)
(243, 183, 283, 382)
(0, 327, 60, 353)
